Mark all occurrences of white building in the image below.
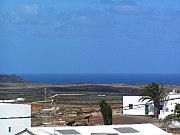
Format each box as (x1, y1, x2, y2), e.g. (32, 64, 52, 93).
(123, 90, 180, 120)
(0, 98, 25, 103)
(0, 103, 31, 135)
(159, 90, 180, 119)
(123, 96, 154, 116)
(15, 123, 171, 135)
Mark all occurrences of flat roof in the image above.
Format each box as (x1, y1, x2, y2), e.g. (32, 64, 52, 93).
(15, 123, 172, 135)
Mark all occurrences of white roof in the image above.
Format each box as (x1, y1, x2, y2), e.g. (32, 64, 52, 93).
(16, 123, 172, 135)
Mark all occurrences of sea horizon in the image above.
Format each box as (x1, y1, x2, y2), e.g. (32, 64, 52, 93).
(18, 73, 180, 85)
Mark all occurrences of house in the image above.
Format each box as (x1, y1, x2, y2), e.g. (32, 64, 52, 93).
(123, 90, 180, 120)
(15, 123, 172, 135)
(0, 103, 31, 135)
(159, 89, 180, 119)
(123, 96, 154, 116)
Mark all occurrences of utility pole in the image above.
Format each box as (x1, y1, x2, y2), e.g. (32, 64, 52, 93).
(44, 88, 47, 102)
(54, 99, 56, 135)
(44, 88, 47, 125)
(53, 99, 56, 126)
(90, 95, 92, 125)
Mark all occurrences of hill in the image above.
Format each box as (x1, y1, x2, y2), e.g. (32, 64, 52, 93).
(0, 74, 27, 83)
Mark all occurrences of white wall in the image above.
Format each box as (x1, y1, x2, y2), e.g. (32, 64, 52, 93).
(159, 92, 180, 119)
(123, 96, 154, 115)
(0, 103, 31, 135)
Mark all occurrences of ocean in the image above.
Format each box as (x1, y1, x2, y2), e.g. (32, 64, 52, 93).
(19, 73, 180, 85)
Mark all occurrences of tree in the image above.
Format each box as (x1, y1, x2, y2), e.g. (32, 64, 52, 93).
(98, 100, 112, 125)
(139, 82, 167, 119)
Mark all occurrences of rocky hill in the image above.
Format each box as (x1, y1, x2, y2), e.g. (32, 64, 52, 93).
(0, 74, 27, 83)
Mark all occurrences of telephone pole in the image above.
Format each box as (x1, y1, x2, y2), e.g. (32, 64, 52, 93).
(44, 88, 47, 102)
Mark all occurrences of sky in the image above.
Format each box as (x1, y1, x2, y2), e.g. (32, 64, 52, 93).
(0, 0, 180, 74)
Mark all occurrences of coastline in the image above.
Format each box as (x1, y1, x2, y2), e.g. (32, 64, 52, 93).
(19, 73, 180, 85)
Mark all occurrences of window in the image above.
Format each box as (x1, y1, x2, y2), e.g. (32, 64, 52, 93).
(8, 127, 11, 133)
(56, 129, 81, 135)
(160, 105, 163, 110)
(91, 133, 118, 135)
(129, 104, 133, 109)
(114, 127, 139, 133)
(145, 105, 149, 114)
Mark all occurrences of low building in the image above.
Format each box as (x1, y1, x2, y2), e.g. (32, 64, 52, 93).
(0, 103, 31, 135)
(0, 98, 25, 103)
(123, 96, 154, 116)
(159, 90, 180, 119)
(16, 123, 171, 135)
(123, 90, 180, 120)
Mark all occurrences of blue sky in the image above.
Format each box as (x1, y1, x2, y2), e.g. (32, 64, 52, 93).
(0, 0, 180, 74)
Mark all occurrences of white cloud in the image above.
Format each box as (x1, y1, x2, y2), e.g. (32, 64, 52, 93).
(113, 4, 138, 14)
(1, 1, 179, 40)
(72, 15, 92, 25)
(100, 0, 114, 4)
(23, 4, 39, 15)
(2, 4, 44, 25)
(108, 1, 153, 16)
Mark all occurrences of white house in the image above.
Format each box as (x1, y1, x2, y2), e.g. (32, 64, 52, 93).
(0, 103, 31, 135)
(159, 90, 180, 119)
(123, 96, 154, 116)
(123, 90, 180, 120)
(15, 123, 172, 135)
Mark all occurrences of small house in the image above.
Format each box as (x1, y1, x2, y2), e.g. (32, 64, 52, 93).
(123, 96, 154, 116)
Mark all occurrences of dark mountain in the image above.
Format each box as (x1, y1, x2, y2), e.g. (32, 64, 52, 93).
(0, 74, 27, 83)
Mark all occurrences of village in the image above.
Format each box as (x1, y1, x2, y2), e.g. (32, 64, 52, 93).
(0, 83, 180, 135)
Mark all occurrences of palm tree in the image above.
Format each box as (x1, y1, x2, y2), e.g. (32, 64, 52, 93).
(139, 82, 166, 119)
(98, 100, 112, 125)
